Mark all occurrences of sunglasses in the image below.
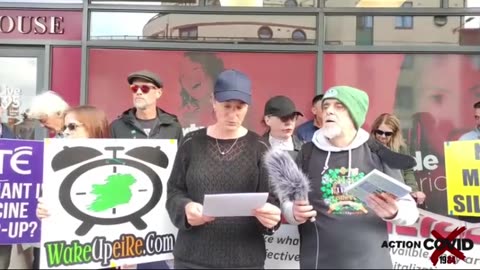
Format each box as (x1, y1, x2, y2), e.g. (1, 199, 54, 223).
(63, 123, 83, 132)
(375, 129, 394, 137)
(130, 84, 156, 94)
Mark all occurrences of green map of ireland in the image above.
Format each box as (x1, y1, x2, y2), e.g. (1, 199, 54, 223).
(88, 173, 136, 212)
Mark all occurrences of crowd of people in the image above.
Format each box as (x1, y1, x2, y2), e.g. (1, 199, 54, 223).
(0, 67, 479, 269)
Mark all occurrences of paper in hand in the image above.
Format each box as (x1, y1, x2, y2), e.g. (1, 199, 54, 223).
(202, 193, 268, 217)
(344, 169, 412, 204)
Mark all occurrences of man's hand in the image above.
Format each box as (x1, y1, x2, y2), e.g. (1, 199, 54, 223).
(254, 203, 281, 229)
(185, 202, 215, 226)
(411, 191, 426, 205)
(367, 193, 399, 219)
(293, 200, 317, 224)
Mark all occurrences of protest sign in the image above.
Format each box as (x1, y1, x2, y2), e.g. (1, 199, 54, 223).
(264, 209, 480, 269)
(0, 138, 43, 244)
(40, 138, 178, 269)
(264, 224, 300, 269)
(387, 209, 480, 269)
(444, 140, 480, 217)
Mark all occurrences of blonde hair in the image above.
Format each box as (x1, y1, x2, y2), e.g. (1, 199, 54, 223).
(370, 113, 406, 152)
(27, 91, 69, 119)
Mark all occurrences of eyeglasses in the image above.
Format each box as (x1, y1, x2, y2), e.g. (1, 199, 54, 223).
(130, 84, 156, 94)
(63, 123, 83, 132)
(375, 129, 394, 137)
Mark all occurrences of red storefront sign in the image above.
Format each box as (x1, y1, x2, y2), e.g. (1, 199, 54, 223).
(0, 10, 82, 40)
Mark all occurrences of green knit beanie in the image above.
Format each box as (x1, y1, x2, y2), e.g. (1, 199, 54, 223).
(322, 85, 369, 129)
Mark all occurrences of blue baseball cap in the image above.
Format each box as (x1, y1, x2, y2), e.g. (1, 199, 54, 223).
(213, 69, 252, 105)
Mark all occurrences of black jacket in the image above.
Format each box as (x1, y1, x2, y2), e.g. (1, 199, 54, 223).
(110, 107, 183, 142)
(1, 123, 16, 139)
(262, 132, 303, 160)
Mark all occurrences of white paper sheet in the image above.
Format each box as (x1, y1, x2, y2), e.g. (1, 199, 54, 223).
(202, 192, 269, 217)
(344, 169, 412, 204)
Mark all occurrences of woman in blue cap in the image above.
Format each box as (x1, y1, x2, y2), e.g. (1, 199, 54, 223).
(166, 69, 281, 269)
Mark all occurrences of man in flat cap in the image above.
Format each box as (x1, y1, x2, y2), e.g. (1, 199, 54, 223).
(110, 71, 181, 270)
(110, 70, 183, 143)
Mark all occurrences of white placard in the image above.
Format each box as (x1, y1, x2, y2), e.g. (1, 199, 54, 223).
(40, 138, 178, 269)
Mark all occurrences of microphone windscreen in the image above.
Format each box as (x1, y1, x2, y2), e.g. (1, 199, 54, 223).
(263, 147, 311, 202)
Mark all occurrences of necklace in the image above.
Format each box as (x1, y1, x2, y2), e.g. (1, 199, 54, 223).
(215, 137, 239, 155)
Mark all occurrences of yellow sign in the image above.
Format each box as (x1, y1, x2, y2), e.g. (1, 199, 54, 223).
(444, 140, 480, 217)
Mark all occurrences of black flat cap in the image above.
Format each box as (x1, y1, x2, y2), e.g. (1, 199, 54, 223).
(127, 70, 163, 88)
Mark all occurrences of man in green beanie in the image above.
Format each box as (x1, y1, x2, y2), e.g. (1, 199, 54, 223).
(281, 86, 420, 269)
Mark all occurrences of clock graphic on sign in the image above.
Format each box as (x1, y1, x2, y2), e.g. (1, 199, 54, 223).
(51, 146, 168, 236)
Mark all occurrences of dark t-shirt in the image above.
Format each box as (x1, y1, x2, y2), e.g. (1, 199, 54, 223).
(136, 118, 157, 136)
(296, 143, 395, 269)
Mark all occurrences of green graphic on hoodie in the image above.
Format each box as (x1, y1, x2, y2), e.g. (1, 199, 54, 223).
(321, 167, 368, 215)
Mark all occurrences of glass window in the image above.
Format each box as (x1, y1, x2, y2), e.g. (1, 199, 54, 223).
(88, 49, 316, 134)
(357, 16, 373, 29)
(179, 26, 198, 40)
(395, 16, 413, 29)
(323, 0, 441, 7)
(90, 0, 199, 5)
(450, 0, 480, 25)
(0, 57, 38, 139)
(450, 0, 479, 8)
(205, 0, 317, 7)
(90, 12, 317, 44)
(325, 15, 480, 46)
(324, 53, 480, 216)
(257, 26, 273, 40)
(5, 0, 81, 3)
(395, 2, 413, 29)
(292, 29, 306, 41)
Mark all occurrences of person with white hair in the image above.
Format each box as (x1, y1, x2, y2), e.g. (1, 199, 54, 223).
(27, 90, 69, 137)
(25, 90, 69, 269)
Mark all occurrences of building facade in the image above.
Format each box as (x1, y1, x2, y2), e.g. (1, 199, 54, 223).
(0, 0, 479, 224)
(1, 0, 480, 268)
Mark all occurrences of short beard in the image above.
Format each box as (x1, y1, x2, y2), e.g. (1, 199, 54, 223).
(323, 125, 342, 139)
(134, 102, 148, 110)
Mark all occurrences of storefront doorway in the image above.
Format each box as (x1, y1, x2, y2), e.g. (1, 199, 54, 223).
(0, 46, 45, 140)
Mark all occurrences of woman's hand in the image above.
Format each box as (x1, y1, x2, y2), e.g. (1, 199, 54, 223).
(185, 202, 215, 226)
(36, 197, 50, 219)
(254, 203, 281, 229)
